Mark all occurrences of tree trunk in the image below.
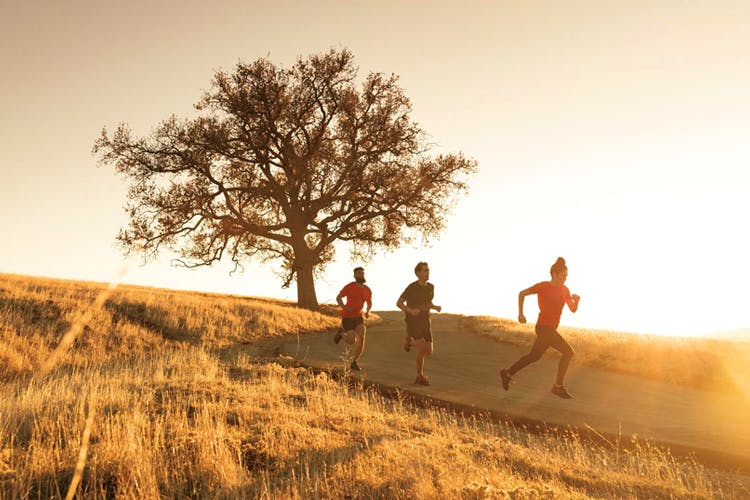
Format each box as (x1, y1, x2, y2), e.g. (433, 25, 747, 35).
(296, 261, 319, 310)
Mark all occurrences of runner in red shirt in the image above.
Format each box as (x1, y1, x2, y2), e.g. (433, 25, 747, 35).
(499, 257, 581, 398)
(334, 267, 372, 371)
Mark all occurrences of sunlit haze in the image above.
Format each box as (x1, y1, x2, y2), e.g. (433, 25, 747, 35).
(2, 1, 748, 337)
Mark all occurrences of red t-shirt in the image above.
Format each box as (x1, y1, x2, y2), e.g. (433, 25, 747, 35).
(529, 281, 571, 329)
(339, 282, 372, 318)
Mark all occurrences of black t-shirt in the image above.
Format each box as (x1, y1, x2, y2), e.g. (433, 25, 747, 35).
(400, 281, 434, 319)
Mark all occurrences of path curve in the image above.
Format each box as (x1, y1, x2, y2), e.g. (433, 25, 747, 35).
(280, 311, 750, 470)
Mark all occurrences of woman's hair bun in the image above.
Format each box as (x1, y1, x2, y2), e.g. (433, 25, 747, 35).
(550, 257, 567, 276)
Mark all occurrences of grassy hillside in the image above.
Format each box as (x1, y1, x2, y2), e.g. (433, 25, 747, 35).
(1, 274, 748, 498)
(0, 273, 339, 380)
(461, 316, 750, 395)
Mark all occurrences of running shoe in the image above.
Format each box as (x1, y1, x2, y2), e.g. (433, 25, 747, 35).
(350, 360, 361, 371)
(499, 368, 512, 391)
(415, 374, 430, 386)
(551, 385, 573, 399)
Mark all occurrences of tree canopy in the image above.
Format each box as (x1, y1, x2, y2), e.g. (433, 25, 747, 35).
(94, 48, 476, 309)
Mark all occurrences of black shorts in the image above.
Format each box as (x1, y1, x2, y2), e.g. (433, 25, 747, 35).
(341, 316, 364, 331)
(406, 316, 432, 342)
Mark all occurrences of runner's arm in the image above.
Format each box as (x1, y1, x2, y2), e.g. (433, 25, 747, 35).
(397, 295, 419, 316)
(518, 286, 535, 323)
(364, 294, 372, 318)
(336, 292, 345, 309)
(568, 294, 580, 313)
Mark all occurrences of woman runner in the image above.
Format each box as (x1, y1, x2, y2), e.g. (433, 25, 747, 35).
(499, 257, 580, 398)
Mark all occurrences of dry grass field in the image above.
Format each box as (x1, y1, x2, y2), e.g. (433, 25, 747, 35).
(461, 316, 750, 395)
(1, 273, 749, 498)
(0, 274, 340, 381)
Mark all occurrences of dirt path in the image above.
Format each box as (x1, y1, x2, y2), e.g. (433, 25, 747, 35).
(280, 311, 750, 467)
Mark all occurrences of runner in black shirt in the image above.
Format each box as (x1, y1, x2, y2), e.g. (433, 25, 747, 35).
(397, 262, 442, 386)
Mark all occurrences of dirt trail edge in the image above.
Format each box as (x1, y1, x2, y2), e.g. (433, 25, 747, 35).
(277, 311, 750, 473)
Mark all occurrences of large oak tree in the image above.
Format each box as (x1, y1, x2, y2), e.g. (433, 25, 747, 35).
(94, 49, 476, 309)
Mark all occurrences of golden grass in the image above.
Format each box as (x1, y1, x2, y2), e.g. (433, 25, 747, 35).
(2, 350, 748, 498)
(0, 273, 339, 381)
(1, 274, 749, 498)
(461, 315, 750, 394)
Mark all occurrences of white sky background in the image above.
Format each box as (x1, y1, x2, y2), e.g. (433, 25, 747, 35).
(1, 0, 748, 336)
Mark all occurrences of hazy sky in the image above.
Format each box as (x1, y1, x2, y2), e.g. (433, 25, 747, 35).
(2, 1, 749, 336)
